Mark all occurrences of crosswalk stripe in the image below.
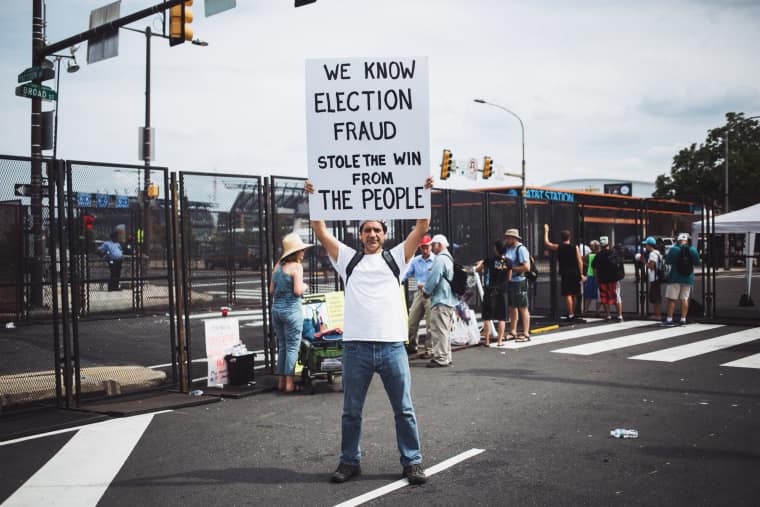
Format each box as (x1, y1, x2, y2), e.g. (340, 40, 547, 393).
(721, 353, 760, 369)
(497, 320, 652, 349)
(630, 327, 760, 363)
(2, 413, 157, 506)
(552, 323, 725, 356)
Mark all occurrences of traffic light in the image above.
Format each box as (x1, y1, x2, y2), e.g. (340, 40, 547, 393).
(170, 0, 194, 46)
(440, 149, 453, 180)
(482, 156, 493, 179)
(83, 213, 95, 231)
(81, 212, 95, 241)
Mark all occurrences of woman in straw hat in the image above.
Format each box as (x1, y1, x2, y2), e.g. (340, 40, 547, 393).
(269, 232, 312, 393)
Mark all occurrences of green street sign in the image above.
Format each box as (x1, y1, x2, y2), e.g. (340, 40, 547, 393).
(17, 66, 55, 84)
(15, 83, 57, 101)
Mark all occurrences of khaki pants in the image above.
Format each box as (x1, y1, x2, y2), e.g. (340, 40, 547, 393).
(408, 290, 432, 352)
(429, 305, 455, 365)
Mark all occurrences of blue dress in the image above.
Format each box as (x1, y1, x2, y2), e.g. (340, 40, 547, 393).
(272, 265, 303, 376)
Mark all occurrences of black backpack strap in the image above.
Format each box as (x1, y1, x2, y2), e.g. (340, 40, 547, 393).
(439, 251, 454, 284)
(344, 251, 364, 286)
(381, 249, 401, 281)
(344, 249, 400, 286)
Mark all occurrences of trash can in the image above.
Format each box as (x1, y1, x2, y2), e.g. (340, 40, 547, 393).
(224, 352, 256, 386)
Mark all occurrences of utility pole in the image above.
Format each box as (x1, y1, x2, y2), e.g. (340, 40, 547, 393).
(30, 0, 45, 307)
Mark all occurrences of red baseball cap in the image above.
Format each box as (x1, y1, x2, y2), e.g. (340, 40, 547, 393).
(419, 235, 432, 246)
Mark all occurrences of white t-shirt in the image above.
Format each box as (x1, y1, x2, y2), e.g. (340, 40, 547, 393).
(331, 242, 410, 342)
(647, 250, 661, 283)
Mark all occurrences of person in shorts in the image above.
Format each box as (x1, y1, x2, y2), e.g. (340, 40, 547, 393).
(583, 240, 601, 316)
(638, 236, 663, 321)
(591, 236, 623, 321)
(503, 228, 531, 341)
(661, 233, 700, 326)
(474, 239, 510, 346)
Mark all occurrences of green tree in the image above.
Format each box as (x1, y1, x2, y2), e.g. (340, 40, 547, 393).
(654, 112, 760, 211)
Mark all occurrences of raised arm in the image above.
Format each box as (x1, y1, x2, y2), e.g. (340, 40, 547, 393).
(304, 180, 340, 261)
(543, 224, 558, 251)
(403, 176, 434, 262)
(575, 246, 585, 280)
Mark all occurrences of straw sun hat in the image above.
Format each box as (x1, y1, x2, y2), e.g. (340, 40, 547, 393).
(279, 233, 313, 263)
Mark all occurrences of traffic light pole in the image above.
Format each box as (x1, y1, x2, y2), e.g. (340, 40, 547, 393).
(139, 26, 154, 311)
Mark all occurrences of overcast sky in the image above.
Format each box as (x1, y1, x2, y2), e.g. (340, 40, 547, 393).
(2, 0, 760, 190)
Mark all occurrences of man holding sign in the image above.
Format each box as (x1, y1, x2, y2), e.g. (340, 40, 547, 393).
(304, 55, 432, 486)
(306, 180, 432, 485)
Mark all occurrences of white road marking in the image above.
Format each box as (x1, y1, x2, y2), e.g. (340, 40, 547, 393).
(2, 413, 161, 507)
(722, 353, 760, 369)
(630, 327, 760, 363)
(333, 448, 486, 507)
(497, 320, 652, 349)
(552, 323, 724, 356)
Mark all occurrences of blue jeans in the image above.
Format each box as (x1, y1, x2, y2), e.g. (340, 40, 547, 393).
(340, 341, 422, 467)
(272, 306, 302, 376)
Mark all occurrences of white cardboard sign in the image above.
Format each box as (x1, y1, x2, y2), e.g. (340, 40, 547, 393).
(204, 317, 240, 387)
(305, 56, 430, 221)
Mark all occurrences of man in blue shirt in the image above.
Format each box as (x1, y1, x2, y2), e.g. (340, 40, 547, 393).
(422, 234, 459, 367)
(98, 231, 124, 291)
(503, 228, 532, 341)
(403, 235, 435, 355)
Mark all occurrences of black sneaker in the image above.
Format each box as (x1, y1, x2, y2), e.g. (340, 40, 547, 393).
(331, 463, 361, 483)
(403, 463, 428, 485)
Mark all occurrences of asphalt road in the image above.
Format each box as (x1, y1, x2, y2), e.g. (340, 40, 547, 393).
(1, 318, 759, 506)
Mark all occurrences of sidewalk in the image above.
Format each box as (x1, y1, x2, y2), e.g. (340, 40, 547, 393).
(0, 366, 166, 408)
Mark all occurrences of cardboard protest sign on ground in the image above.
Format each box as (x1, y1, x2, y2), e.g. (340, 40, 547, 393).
(301, 292, 345, 340)
(204, 317, 240, 387)
(305, 57, 430, 221)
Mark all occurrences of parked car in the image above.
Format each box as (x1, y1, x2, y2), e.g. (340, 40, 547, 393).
(659, 236, 675, 254)
(202, 244, 261, 270)
(621, 236, 642, 259)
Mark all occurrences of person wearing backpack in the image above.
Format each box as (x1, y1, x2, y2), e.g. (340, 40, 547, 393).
(591, 236, 624, 322)
(305, 178, 432, 486)
(503, 228, 532, 341)
(638, 236, 663, 321)
(422, 234, 459, 367)
(661, 233, 700, 326)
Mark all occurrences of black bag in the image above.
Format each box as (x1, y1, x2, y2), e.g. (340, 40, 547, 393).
(525, 254, 538, 282)
(612, 252, 625, 281)
(675, 245, 694, 276)
(447, 261, 468, 296)
(654, 251, 670, 281)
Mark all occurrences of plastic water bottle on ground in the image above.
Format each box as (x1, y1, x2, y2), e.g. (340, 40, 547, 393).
(610, 428, 638, 439)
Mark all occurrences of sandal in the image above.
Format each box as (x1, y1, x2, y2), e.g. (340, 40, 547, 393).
(285, 384, 304, 394)
(515, 334, 531, 343)
(505, 332, 517, 341)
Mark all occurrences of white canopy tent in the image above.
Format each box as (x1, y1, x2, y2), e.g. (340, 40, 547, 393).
(692, 202, 760, 305)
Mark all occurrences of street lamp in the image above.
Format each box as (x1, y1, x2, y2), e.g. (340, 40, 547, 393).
(49, 45, 81, 160)
(474, 98, 527, 236)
